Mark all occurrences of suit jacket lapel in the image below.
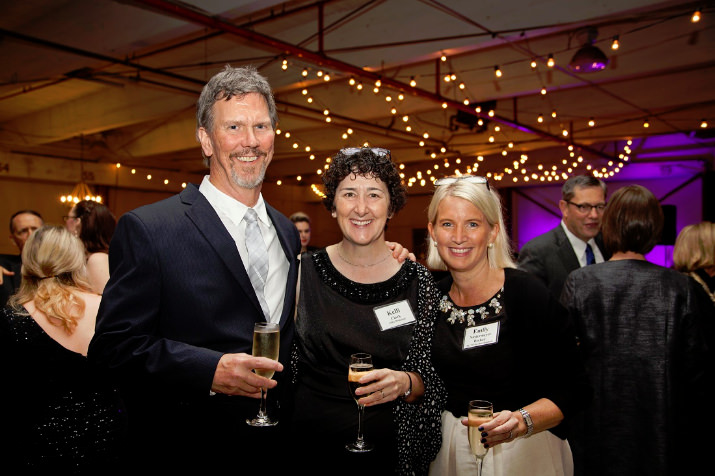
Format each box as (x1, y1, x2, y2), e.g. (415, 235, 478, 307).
(181, 185, 263, 315)
(554, 226, 580, 272)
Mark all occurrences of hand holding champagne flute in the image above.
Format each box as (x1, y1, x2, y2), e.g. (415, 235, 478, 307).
(467, 400, 493, 476)
(246, 322, 280, 427)
(346, 353, 374, 452)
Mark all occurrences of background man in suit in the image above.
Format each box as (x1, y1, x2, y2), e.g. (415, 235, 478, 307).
(1, 210, 43, 306)
(517, 175, 609, 298)
(88, 65, 300, 472)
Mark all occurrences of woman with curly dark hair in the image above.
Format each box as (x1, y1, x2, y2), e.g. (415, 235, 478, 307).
(289, 147, 446, 475)
(64, 200, 116, 294)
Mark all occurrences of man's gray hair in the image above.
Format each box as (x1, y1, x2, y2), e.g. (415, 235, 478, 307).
(196, 65, 277, 166)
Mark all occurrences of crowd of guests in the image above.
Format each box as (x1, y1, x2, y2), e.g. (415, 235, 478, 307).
(1, 65, 711, 475)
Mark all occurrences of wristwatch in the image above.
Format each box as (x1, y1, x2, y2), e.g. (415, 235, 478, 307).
(402, 371, 412, 398)
(519, 408, 534, 438)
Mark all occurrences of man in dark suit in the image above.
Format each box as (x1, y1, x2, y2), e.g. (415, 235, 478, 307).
(88, 66, 301, 472)
(517, 175, 609, 298)
(1, 210, 43, 306)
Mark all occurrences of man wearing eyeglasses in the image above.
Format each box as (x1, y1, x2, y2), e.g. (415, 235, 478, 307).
(517, 175, 610, 298)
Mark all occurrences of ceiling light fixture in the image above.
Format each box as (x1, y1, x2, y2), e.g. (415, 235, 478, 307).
(569, 27, 610, 73)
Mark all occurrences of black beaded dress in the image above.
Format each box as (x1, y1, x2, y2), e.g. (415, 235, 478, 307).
(0, 306, 127, 475)
(289, 250, 445, 475)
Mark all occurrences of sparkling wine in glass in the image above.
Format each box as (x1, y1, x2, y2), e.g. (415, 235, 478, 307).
(467, 400, 494, 476)
(345, 352, 374, 453)
(246, 322, 280, 427)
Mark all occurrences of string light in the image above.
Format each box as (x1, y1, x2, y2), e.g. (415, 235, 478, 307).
(530, 59, 537, 69)
(588, 118, 596, 127)
(692, 9, 701, 23)
(700, 119, 708, 128)
(494, 66, 502, 78)
(611, 35, 620, 50)
(547, 54, 555, 67)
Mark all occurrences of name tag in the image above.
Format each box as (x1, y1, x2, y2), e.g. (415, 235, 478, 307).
(463, 321, 500, 350)
(374, 300, 417, 331)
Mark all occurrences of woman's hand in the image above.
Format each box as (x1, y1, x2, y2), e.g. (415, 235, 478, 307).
(354, 368, 411, 407)
(461, 410, 521, 448)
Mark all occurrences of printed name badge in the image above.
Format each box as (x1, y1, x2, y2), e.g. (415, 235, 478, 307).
(373, 300, 417, 331)
(463, 321, 500, 350)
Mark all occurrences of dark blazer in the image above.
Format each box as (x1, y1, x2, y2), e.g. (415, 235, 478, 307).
(0, 254, 22, 308)
(87, 183, 301, 471)
(517, 225, 609, 299)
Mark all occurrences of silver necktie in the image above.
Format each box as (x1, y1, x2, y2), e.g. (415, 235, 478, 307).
(243, 208, 270, 320)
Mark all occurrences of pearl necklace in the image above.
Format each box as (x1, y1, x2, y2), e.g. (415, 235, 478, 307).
(336, 243, 392, 268)
(439, 289, 504, 327)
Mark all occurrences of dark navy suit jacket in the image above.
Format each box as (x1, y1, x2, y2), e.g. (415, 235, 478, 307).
(0, 254, 21, 308)
(88, 184, 300, 466)
(517, 225, 609, 299)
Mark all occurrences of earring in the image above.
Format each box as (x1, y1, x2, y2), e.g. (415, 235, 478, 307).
(487, 243, 494, 249)
(433, 241, 437, 247)
(331, 211, 337, 218)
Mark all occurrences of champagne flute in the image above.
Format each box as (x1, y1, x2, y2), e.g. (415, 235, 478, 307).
(467, 400, 493, 476)
(246, 322, 280, 427)
(345, 352, 374, 452)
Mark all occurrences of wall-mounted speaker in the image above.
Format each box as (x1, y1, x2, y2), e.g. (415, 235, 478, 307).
(659, 204, 676, 245)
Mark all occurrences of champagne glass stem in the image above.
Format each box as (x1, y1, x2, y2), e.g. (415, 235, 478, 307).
(258, 388, 268, 418)
(356, 404, 366, 445)
(477, 458, 483, 476)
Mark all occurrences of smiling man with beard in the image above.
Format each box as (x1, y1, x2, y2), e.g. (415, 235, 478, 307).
(87, 65, 301, 473)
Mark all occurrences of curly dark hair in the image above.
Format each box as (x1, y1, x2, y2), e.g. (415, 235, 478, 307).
(321, 148, 407, 216)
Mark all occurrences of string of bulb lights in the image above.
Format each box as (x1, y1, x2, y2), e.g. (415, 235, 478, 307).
(60, 7, 707, 201)
(269, 7, 706, 196)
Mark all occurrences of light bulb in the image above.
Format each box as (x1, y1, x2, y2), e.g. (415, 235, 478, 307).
(494, 66, 502, 78)
(611, 36, 620, 50)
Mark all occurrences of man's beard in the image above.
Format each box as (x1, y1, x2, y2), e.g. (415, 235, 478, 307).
(230, 158, 268, 189)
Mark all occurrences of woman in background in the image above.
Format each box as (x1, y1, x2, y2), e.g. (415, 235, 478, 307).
(289, 210, 319, 253)
(426, 175, 590, 476)
(561, 185, 709, 476)
(673, 221, 715, 305)
(1, 225, 126, 474)
(64, 200, 116, 294)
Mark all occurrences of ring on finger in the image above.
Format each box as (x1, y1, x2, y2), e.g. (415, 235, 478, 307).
(380, 389, 385, 399)
(508, 430, 513, 439)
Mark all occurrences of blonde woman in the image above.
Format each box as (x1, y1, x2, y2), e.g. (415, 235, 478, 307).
(1, 226, 126, 474)
(426, 176, 591, 476)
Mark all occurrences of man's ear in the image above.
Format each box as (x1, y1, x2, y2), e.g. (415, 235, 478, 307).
(197, 128, 213, 158)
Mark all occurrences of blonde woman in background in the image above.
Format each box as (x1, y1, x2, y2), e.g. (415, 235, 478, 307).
(673, 221, 715, 304)
(1, 225, 126, 474)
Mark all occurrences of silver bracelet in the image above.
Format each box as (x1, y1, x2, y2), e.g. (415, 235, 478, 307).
(519, 408, 534, 438)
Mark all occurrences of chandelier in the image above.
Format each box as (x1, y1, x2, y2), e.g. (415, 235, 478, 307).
(59, 134, 102, 204)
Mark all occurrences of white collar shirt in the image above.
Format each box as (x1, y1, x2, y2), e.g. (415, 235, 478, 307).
(199, 176, 288, 324)
(561, 221, 605, 267)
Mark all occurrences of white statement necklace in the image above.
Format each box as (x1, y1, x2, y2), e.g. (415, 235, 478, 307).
(439, 289, 504, 327)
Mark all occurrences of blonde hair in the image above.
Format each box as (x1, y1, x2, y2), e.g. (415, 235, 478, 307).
(9, 225, 93, 333)
(673, 221, 715, 272)
(426, 179, 516, 271)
